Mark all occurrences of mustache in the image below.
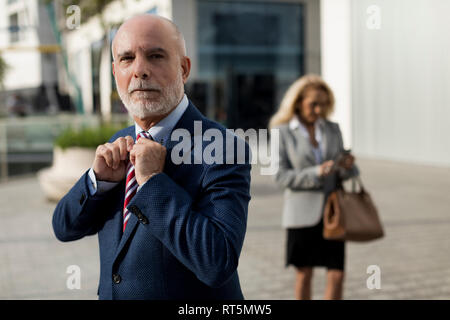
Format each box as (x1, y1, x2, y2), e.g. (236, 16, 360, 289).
(128, 81, 162, 94)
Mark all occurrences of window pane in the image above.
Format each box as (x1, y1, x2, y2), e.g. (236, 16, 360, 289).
(9, 13, 19, 43)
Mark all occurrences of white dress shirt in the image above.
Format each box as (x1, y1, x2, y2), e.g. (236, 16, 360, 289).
(289, 116, 325, 165)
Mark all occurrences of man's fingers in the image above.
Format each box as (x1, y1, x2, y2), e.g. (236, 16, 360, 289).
(105, 143, 121, 169)
(136, 137, 159, 146)
(136, 138, 147, 145)
(129, 149, 136, 166)
(97, 145, 113, 168)
(125, 136, 135, 152)
(115, 137, 129, 161)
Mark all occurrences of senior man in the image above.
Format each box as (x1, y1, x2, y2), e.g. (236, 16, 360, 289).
(52, 14, 251, 300)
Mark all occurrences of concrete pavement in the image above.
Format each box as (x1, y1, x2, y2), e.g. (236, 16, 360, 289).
(0, 157, 449, 299)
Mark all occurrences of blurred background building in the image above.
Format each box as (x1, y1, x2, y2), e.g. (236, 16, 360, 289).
(0, 0, 73, 179)
(0, 0, 449, 181)
(0, 0, 449, 301)
(58, 0, 321, 129)
(0, 0, 73, 114)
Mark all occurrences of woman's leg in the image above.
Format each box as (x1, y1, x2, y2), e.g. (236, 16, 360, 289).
(324, 269, 345, 300)
(295, 267, 314, 300)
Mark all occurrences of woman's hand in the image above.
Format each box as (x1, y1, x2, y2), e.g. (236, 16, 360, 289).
(319, 160, 335, 177)
(339, 154, 355, 170)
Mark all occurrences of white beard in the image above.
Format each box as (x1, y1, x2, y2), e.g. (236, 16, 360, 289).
(117, 72, 184, 119)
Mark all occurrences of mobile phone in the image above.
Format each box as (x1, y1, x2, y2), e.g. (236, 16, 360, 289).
(334, 149, 351, 167)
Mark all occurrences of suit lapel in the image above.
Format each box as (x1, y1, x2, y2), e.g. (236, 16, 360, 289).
(165, 102, 202, 167)
(110, 180, 126, 251)
(165, 102, 203, 150)
(291, 127, 316, 165)
(321, 121, 334, 161)
(113, 213, 139, 262)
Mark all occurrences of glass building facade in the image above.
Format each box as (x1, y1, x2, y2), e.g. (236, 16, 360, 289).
(194, 0, 305, 129)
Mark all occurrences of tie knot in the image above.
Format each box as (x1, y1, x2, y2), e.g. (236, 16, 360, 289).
(137, 131, 152, 141)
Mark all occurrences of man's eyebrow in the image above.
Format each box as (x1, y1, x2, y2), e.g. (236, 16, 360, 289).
(116, 47, 168, 59)
(117, 51, 134, 59)
(144, 47, 168, 55)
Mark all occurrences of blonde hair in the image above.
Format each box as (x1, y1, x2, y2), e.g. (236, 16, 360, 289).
(268, 74, 335, 129)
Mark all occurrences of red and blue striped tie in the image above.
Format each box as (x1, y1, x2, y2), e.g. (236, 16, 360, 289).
(123, 131, 152, 232)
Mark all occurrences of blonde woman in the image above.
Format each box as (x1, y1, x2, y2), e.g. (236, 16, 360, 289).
(270, 74, 359, 300)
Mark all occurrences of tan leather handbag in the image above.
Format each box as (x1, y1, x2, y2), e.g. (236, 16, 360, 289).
(323, 176, 384, 242)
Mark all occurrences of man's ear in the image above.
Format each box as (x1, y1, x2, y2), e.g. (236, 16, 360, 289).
(112, 61, 115, 76)
(180, 56, 191, 83)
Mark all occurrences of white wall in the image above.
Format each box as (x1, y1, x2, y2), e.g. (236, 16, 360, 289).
(320, 0, 353, 149)
(351, 0, 450, 166)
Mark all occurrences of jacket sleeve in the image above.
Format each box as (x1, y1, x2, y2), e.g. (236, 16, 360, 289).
(52, 171, 120, 242)
(273, 128, 323, 190)
(52, 132, 128, 242)
(127, 152, 251, 288)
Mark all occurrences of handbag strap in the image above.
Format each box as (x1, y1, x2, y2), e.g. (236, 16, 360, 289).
(351, 175, 366, 193)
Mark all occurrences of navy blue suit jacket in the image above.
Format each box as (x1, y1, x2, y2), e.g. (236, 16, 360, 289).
(52, 102, 251, 300)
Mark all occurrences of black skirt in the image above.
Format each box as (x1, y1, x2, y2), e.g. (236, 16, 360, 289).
(286, 219, 345, 271)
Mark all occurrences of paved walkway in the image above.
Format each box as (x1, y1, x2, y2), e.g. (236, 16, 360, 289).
(0, 157, 449, 299)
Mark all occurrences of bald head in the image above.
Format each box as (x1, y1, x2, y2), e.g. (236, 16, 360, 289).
(112, 14, 186, 61)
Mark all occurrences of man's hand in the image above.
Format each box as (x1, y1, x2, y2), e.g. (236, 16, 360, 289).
(130, 138, 167, 186)
(93, 136, 134, 182)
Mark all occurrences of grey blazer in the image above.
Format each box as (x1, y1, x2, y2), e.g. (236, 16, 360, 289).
(273, 118, 359, 229)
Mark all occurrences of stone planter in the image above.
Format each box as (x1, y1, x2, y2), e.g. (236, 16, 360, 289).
(37, 147, 95, 202)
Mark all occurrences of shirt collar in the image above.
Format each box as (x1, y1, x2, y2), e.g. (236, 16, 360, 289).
(135, 94, 189, 146)
(289, 116, 324, 143)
